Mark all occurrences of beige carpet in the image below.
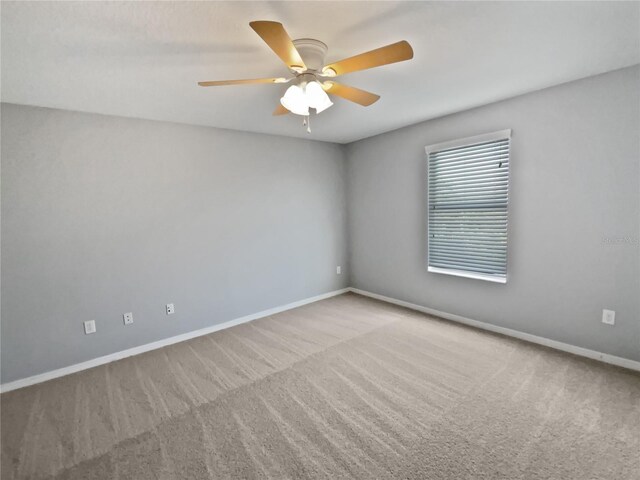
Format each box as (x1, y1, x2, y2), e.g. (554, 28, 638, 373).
(2, 293, 639, 479)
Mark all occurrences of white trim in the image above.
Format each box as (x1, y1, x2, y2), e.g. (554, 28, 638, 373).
(0, 288, 350, 393)
(349, 288, 640, 372)
(427, 266, 507, 284)
(424, 129, 512, 155)
(5, 285, 636, 393)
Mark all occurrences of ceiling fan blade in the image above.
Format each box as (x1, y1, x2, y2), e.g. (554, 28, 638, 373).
(249, 21, 306, 72)
(322, 40, 413, 77)
(198, 77, 287, 87)
(273, 104, 290, 116)
(324, 82, 380, 106)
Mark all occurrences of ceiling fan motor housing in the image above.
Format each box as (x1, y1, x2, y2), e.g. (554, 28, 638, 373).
(292, 38, 328, 73)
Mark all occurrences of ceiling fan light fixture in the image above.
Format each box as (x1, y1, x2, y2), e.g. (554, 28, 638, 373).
(280, 84, 309, 116)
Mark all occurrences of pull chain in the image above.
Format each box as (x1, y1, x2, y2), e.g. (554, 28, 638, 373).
(302, 115, 311, 133)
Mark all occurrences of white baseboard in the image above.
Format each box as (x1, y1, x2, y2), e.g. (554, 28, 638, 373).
(349, 288, 640, 372)
(4, 285, 636, 393)
(0, 288, 350, 393)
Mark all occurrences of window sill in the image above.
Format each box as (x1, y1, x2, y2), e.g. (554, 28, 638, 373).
(428, 266, 507, 284)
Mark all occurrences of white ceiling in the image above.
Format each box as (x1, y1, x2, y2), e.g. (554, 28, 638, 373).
(2, 1, 639, 144)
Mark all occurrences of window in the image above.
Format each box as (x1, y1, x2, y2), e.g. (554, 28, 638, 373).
(426, 130, 511, 283)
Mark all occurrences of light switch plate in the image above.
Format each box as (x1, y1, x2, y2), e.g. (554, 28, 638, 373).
(336, 266, 342, 275)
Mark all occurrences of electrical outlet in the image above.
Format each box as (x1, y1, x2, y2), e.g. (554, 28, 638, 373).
(84, 320, 96, 335)
(123, 312, 133, 325)
(336, 265, 342, 275)
(602, 309, 615, 325)
(166, 303, 175, 315)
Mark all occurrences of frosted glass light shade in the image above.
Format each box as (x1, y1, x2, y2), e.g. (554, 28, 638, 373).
(280, 85, 309, 116)
(280, 81, 334, 116)
(305, 81, 333, 114)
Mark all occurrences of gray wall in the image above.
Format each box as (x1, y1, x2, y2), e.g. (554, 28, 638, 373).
(1, 104, 348, 382)
(347, 66, 640, 361)
(3, 66, 639, 384)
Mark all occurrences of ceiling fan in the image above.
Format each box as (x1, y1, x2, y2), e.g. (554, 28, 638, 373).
(198, 21, 413, 132)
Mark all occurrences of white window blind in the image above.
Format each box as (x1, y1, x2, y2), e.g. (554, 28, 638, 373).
(426, 130, 511, 283)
